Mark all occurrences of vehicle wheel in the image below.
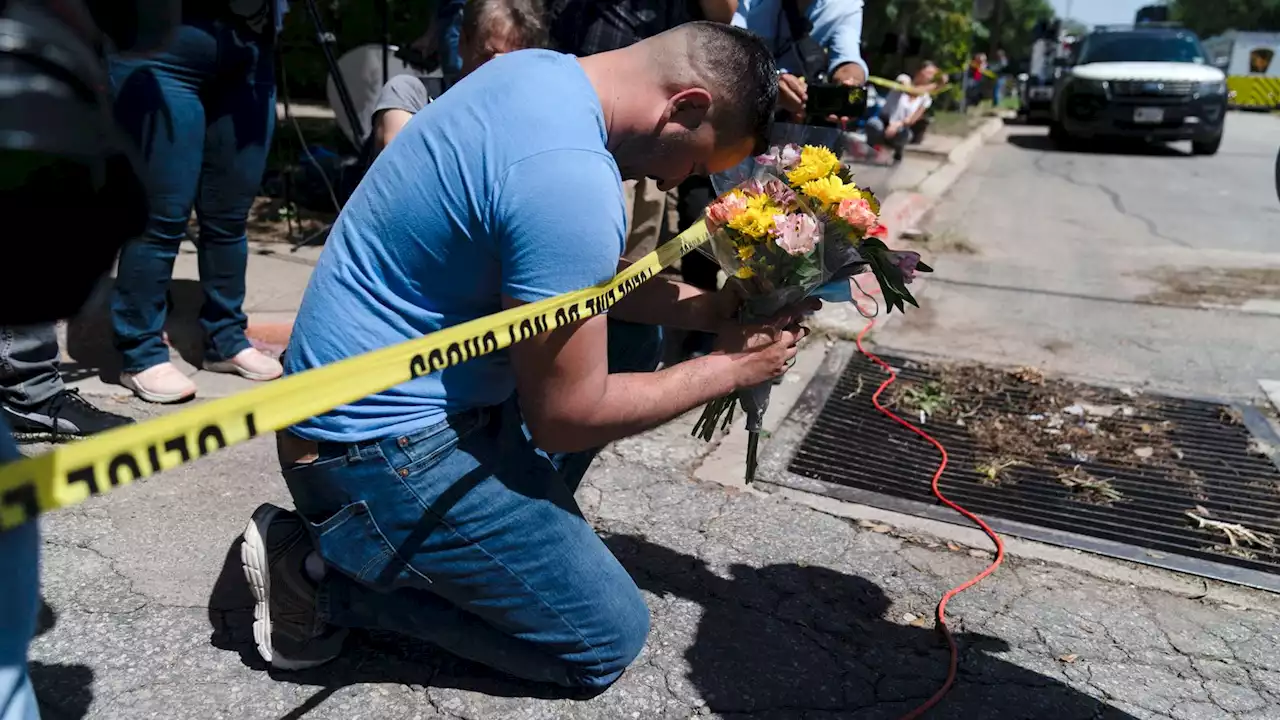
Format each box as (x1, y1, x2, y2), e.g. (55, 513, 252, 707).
(1049, 120, 1073, 147)
(1192, 133, 1222, 156)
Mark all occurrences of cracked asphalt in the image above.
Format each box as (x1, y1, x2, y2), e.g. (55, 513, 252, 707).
(25, 394, 1280, 720)
(877, 111, 1280, 401)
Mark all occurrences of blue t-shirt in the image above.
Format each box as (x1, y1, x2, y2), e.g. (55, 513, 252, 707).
(285, 50, 626, 443)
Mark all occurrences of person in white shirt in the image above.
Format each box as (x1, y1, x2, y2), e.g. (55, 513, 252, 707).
(865, 60, 938, 161)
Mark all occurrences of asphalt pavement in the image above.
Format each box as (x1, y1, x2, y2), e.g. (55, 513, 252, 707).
(875, 111, 1280, 401)
(24, 112, 1280, 719)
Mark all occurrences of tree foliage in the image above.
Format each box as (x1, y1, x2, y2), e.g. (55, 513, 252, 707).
(1170, 0, 1280, 39)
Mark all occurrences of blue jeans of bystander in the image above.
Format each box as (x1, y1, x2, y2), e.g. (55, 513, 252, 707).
(0, 419, 39, 720)
(108, 19, 275, 372)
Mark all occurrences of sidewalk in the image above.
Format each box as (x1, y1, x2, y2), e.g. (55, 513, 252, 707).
(58, 239, 319, 400)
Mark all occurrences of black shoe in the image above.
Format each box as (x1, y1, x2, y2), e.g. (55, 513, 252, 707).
(241, 503, 348, 670)
(0, 389, 134, 443)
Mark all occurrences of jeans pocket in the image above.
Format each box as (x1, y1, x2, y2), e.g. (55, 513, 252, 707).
(389, 410, 488, 477)
(311, 500, 431, 589)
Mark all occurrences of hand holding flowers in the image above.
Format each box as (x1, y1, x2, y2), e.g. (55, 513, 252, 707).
(692, 143, 935, 482)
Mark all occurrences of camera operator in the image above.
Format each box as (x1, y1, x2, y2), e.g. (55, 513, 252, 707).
(735, 0, 868, 122)
(0, 1, 179, 715)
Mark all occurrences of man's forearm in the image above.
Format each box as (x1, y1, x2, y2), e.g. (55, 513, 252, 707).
(536, 353, 740, 453)
(610, 274, 723, 332)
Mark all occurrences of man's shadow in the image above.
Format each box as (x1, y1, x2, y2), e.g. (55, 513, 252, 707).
(605, 534, 1138, 720)
(209, 531, 1138, 719)
(29, 599, 95, 720)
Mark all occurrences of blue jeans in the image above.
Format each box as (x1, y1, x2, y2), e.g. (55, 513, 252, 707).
(0, 420, 39, 720)
(283, 320, 661, 689)
(108, 20, 276, 372)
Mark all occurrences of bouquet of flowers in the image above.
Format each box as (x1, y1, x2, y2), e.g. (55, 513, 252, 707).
(693, 143, 933, 482)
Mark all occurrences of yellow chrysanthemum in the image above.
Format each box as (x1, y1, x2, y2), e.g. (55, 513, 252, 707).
(800, 175, 861, 208)
(736, 244, 756, 261)
(726, 206, 775, 239)
(734, 265, 755, 279)
(787, 145, 841, 185)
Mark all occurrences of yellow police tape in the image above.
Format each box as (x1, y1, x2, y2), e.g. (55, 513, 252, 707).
(1228, 76, 1280, 109)
(0, 221, 712, 531)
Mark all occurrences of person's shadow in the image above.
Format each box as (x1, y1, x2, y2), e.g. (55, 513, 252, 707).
(209, 530, 1139, 719)
(29, 598, 95, 720)
(602, 534, 1139, 720)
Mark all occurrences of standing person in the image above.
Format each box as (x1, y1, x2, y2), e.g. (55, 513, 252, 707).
(108, 0, 284, 404)
(241, 24, 800, 691)
(964, 51, 988, 109)
(991, 48, 1008, 106)
(733, 0, 869, 122)
(0, 325, 133, 442)
(0, 0, 176, 716)
(865, 61, 938, 162)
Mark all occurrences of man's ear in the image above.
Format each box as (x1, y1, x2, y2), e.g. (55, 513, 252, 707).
(666, 88, 713, 130)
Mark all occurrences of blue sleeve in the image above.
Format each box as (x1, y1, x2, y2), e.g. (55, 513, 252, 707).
(808, 0, 869, 77)
(493, 150, 626, 303)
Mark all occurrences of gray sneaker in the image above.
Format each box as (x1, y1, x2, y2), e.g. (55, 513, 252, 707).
(241, 503, 348, 670)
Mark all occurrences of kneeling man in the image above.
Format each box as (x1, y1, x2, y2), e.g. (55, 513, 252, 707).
(242, 22, 801, 692)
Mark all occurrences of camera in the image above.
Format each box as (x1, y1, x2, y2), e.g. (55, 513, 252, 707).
(0, 0, 178, 325)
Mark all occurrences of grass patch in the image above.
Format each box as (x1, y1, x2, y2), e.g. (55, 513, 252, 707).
(927, 110, 988, 137)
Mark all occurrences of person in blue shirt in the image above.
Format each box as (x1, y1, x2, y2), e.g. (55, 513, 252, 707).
(241, 23, 807, 692)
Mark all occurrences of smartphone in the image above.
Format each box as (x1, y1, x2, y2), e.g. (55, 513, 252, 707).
(805, 83, 869, 122)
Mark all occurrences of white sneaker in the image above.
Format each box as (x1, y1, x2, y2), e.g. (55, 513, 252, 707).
(121, 362, 198, 404)
(205, 348, 283, 382)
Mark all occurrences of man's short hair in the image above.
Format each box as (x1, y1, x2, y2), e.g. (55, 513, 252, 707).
(462, 0, 551, 50)
(674, 21, 778, 156)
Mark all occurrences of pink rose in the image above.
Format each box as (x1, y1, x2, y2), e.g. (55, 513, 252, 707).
(763, 178, 797, 208)
(836, 197, 877, 233)
(888, 251, 922, 283)
(706, 192, 748, 231)
(771, 213, 821, 256)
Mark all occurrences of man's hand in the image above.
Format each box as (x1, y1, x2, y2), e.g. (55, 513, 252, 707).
(831, 62, 866, 87)
(826, 63, 867, 126)
(884, 122, 902, 139)
(713, 320, 808, 388)
(778, 73, 808, 120)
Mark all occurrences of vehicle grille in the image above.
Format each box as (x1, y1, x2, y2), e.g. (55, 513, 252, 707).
(1111, 80, 1194, 97)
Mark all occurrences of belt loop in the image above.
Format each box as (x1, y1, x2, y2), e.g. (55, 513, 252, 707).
(345, 443, 361, 463)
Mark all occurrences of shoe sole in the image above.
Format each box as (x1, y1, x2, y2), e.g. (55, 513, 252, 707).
(9, 430, 82, 443)
(120, 378, 196, 405)
(241, 505, 330, 672)
(204, 361, 282, 382)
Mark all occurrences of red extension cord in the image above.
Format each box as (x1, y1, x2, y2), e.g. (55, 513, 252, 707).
(847, 308, 1008, 719)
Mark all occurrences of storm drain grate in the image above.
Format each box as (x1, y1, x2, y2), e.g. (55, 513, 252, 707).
(788, 353, 1280, 592)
